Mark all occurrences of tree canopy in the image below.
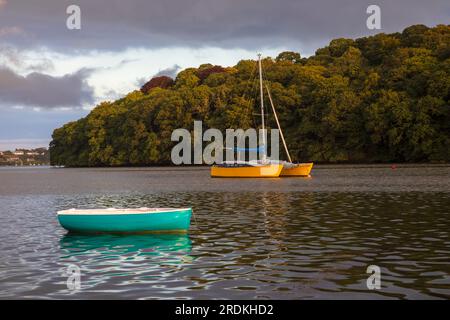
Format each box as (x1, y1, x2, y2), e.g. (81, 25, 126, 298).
(50, 24, 450, 166)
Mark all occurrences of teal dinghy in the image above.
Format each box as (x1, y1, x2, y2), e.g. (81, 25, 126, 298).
(57, 207, 192, 234)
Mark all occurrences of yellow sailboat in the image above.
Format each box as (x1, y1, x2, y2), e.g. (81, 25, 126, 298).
(211, 54, 313, 178)
(211, 161, 283, 178)
(279, 162, 313, 177)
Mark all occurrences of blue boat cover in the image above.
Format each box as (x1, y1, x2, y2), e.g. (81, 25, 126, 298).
(234, 146, 265, 152)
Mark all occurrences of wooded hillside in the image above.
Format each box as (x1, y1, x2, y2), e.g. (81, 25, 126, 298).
(50, 24, 450, 166)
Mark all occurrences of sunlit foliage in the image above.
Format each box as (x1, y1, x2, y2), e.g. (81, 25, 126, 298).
(50, 25, 450, 166)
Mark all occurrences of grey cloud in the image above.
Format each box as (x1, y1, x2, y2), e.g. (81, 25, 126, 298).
(0, 0, 448, 53)
(0, 67, 95, 108)
(154, 65, 181, 78)
(0, 45, 22, 67)
(100, 58, 139, 72)
(135, 64, 182, 88)
(135, 77, 147, 88)
(0, 45, 55, 72)
(103, 89, 123, 101)
(118, 59, 139, 66)
(26, 59, 54, 73)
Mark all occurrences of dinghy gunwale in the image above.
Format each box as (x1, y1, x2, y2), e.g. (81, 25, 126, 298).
(57, 207, 192, 216)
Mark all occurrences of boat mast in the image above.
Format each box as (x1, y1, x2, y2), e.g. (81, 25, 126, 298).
(258, 53, 267, 161)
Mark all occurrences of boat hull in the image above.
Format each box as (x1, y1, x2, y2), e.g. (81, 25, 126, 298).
(280, 162, 313, 177)
(211, 164, 283, 178)
(57, 209, 192, 234)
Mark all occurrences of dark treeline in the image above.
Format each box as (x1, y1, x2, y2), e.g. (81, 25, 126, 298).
(50, 24, 450, 166)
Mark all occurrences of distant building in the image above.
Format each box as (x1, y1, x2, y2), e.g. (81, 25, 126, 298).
(0, 148, 49, 166)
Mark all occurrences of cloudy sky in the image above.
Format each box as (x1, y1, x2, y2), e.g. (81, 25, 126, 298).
(0, 0, 449, 150)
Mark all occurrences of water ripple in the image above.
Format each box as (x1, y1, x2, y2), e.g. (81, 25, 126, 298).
(0, 167, 449, 299)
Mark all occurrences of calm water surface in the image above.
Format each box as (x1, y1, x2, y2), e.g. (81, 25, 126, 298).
(0, 165, 449, 299)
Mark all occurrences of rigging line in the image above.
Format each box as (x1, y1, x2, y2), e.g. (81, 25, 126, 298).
(265, 83, 293, 163)
(260, 58, 293, 163)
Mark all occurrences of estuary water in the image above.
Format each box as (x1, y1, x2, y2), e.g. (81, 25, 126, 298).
(0, 165, 449, 299)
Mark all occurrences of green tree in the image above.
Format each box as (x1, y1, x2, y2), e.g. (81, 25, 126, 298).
(50, 24, 450, 166)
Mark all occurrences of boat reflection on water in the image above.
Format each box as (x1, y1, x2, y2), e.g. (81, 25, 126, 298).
(58, 234, 193, 292)
(60, 233, 192, 264)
